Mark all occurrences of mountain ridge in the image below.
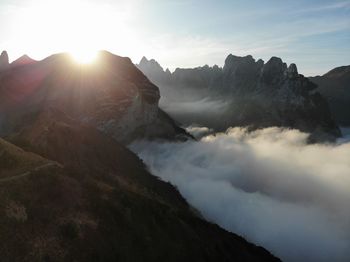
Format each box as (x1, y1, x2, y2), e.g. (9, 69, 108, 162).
(138, 55, 341, 142)
(0, 50, 190, 143)
(309, 65, 350, 126)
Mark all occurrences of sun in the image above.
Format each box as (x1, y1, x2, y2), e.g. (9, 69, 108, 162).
(9, 0, 141, 62)
(70, 50, 99, 64)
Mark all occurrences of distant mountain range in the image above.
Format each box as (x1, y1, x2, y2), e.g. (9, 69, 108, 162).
(0, 50, 279, 261)
(309, 66, 350, 127)
(138, 55, 345, 142)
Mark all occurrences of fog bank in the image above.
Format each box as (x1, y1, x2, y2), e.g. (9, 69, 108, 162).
(131, 127, 350, 262)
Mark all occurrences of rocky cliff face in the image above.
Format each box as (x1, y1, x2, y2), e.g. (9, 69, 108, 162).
(138, 55, 341, 141)
(138, 56, 172, 86)
(0, 50, 189, 143)
(310, 66, 350, 126)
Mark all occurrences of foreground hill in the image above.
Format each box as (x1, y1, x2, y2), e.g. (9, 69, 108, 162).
(138, 55, 341, 142)
(0, 115, 279, 261)
(0, 51, 279, 261)
(310, 66, 350, 126)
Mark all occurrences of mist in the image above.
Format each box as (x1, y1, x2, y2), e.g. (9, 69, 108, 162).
(130, 127, 350, 262)
(158, 87, 236, 131)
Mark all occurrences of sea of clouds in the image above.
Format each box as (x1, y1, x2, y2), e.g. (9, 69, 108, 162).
(131, 127, 350, 262)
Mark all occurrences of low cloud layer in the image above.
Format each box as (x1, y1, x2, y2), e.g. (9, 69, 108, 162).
(185, 125, 214, 139)
(160, 97, 230, 117)
(131, 127, 350, 262)
(159, 96, 233, 130)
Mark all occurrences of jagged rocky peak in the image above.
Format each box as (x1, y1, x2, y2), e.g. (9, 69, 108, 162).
(222, 54, 264, 93)
(261, 57, 287, 85)
(223, 54, 264, 75)
(287, 63, 298, 78)
(223, 55, 299, 83)
(0, 50, 9, 69)
(264, 57, 287, 72)
(213, 64, 221, 70)
(11, 54, 36, 66)
(137, 53, 341, 141)
(224, 54, 259, 71)
(139, 56, 148, 64)
(225, 54, 254, 63)
(138, 56, 165, 73)
(137, 56, 173, 86)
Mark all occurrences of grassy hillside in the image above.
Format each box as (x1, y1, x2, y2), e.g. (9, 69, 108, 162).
(0, 138, 50, 179)
(0, 112, 279, 261)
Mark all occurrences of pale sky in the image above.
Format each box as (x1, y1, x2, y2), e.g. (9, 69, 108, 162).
(0, 0, 349, 75)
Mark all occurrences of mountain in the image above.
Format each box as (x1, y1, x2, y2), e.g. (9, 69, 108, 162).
(0, 50, 189, 143)
(139, 56, 172, 85)
(309, 66, 350, 126)
(11, 54, 37, 67)
(138, 55, 341, 142)
(0, 51, 279, 261)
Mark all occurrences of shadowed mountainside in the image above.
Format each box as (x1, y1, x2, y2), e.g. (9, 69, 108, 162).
(310, 66, 350, 126)
(0, 51, 279, 261)
(0, 112, 279, 262)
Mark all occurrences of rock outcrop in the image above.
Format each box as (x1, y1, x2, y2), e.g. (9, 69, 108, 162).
(0, 51, 9, 70)
(138, 54, 341, 141)
(310, 66, 350, 126)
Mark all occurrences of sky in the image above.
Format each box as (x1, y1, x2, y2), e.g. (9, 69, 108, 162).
(0, 0, 349, 75)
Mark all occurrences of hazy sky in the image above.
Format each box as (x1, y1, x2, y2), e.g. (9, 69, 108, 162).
(0, 0, 349, 75)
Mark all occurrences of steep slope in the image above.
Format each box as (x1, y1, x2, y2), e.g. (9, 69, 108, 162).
(138, 55, 341, 142)
(0, 50, 189, 143)
(310, 66, 350, 126)
(0, 110, 279, 261)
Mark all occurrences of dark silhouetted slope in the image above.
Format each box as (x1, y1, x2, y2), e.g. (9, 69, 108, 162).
(310, 66, 350, 126)
(0, 51, 279, 261)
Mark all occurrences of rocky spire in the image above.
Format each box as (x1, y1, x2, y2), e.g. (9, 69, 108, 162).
(287, 63, 298, 78)
(0, 51, 9, 70)
(139, 56, 149, 65)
